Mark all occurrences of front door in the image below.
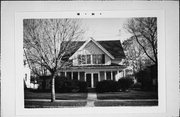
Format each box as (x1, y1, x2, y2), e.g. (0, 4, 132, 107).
(93, 73, 98, 88)
(86, 73, 91, 88)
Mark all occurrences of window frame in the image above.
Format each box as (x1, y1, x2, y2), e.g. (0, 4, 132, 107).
(78, 54, 105, 65)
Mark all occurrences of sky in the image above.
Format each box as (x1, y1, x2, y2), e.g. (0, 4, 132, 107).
(80, 18, 132, 42)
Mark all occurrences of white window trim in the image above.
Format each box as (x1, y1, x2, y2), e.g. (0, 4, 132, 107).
(78, 54, 105, 66)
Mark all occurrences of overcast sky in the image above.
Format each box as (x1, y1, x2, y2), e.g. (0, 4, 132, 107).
(81, 18, 132, 42)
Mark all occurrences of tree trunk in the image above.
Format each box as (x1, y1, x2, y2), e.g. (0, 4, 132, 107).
(51, 74, 56, 102)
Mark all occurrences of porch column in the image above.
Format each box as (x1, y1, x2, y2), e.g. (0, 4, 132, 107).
(91, 73, 94, 88)
(91, 55, 93, 64)
(65, 72, 67, 77)
(104, 71, 107, 80)
(111, 71, 113, 80)
(71, 72, 73, 80)
(77, 72, 80, 80)
(123, 69, 126, 77)
(98, 72, 100, 82)
(85, 73, 86, 82)
(116, 70, 118, 81)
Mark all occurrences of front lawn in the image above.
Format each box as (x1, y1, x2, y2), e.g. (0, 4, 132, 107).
(25, 101, 87, 108)
(25, 90, 87, 100)
(94, 100, 158, 106)
(97, 90, 158, 100)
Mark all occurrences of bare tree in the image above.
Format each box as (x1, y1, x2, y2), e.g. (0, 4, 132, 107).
(122, 37, 143, 73)
(124, 18, 157, 66)
(23, 19, 84, 102)
(122, 36, 154, 74)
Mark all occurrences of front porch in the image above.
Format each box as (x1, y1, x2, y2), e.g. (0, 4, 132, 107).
(58, 65, 126, 88)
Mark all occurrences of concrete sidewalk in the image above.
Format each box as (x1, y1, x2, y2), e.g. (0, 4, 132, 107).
(85, 93, 97, 107)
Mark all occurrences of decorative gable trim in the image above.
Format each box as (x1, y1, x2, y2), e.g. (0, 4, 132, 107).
(69, 38, 115, 60)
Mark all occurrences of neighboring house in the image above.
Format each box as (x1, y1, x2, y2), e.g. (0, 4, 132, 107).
(23, 59, 39, 89)
(56, 38, 127, 88)
(24, 59, 31, 88)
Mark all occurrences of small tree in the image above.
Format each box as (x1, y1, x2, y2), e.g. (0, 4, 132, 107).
(23, 19, 84, 102)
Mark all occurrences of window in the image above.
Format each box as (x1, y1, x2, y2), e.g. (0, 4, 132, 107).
(112, 71, 117, 81)
(93, 55, 97, 64)
(80, 72, 85, 81)
(73, 72, 78, 80)
(81, 55, 86, 64)
(78, 54, 105, 65)
(106, 71, 111, 80)
(78, 55, 86, 64)
(25, 74, 27, 81)
(93, 54, 105, 64)
(87, 55, 91, 64)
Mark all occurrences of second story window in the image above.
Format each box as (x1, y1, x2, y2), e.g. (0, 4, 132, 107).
(93, 54, 105, 64)
(86, 55, 91, 64)
(78, 54, 105, 65)
(78, 55, 90, 65)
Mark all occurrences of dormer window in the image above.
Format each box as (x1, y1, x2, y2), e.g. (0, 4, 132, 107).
(78, 54, 105, 65)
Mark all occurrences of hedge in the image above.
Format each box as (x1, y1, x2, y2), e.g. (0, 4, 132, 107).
(96, 80, 118, 93)
(55, 76, 87, 93)
(118, 77, 134, 91)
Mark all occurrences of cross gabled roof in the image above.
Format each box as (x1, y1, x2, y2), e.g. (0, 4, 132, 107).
(70, 38, 115, 59)
(68, 38, 125, 60)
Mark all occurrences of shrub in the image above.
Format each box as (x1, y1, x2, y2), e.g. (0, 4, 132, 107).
(62, 80, 79, 93)
(132, 82, 142, 90)
(96, 80, 118, 93)
(77, 81, 87, 92)
(37, 75, 51, 92)
(55, 76, 68, 92)
(135, 65, 157, 91)
(118, 77, 134, 91)
(55, 77, 87, 93)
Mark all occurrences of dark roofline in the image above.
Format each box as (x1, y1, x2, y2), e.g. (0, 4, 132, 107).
(63, 40, 126, 60)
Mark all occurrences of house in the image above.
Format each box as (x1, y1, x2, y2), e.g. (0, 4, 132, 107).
(23, 59, 39, 89)
(55, 38, 127, 88)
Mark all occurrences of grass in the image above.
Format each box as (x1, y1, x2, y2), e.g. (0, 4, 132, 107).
(25, 90, 87, 100)
(24, 89, 158, 108)
(25, 101, 87, 108)
(94, 101, 158, 106)
(97, 90, 158, 100)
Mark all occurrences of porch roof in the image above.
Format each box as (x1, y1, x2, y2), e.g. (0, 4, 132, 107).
(60, 64, 126, 71)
